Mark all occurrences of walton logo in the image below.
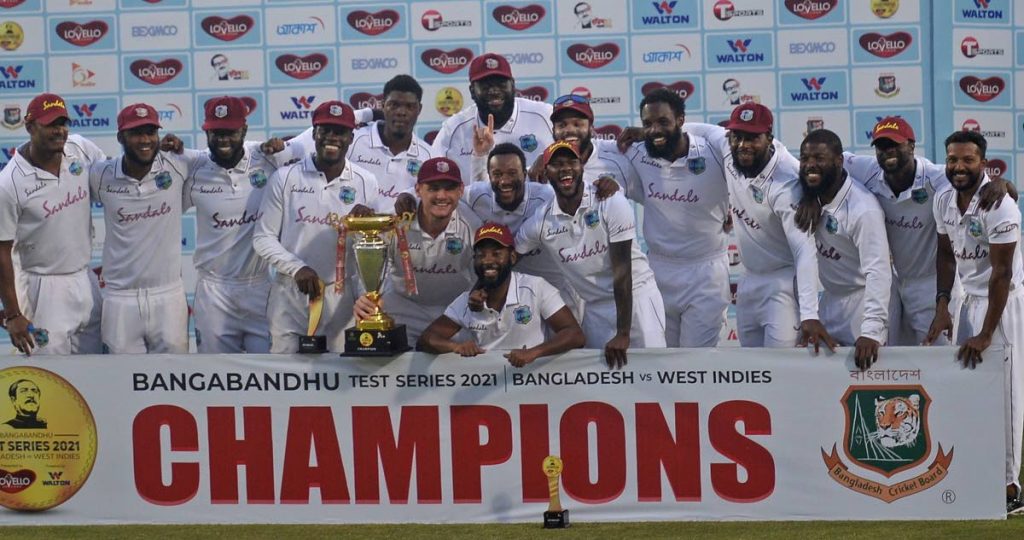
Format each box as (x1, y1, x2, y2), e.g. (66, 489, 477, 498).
(790, 77, 839, 102)
(281, 96, 315, 121)
(643, 0, 689, 24)
(72, 103, 96, 117)
(803, 77, 825, 91)
(822, 385, 953, 503)
(290, 96, 315, 109)
(1, 65, 19, 79)
(0, 64, 32, 90)
(717, 37, 764, 63)
(962, 0, 1002, 19)
(728, 38, 749, 53)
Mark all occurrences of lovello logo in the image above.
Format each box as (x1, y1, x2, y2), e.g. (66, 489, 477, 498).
(349, 92, 383, 110)
(275, 53, 328, 80)
(420, 48, 473, 74)
(959, 75, 1004, 102)
(0, 469, 34, 494)
(55, 20, 109, 47)
(200, 15, 254, 42)
(492, 4, 545, 31)
(712, 0, 765, 21)
(594, 124, 623, 141)
(0, 64, 33, 90)
(858, 31, 912, 58)
(567, 43, 620, 69)
(129, 58, 182, 85)
(961, 0, 1003, 20)
(986, 159, 1007, 177)
(516, 86, 549, 102)
(822, 386, 953, 503)
(960, 36, 1004, 58)
(421, 9, 470, 31)
(791, 76, 839, 102)
(0, 1, 27, 8)
(642, 80, 695, 101)
(346, 9, 400, 36)
(784, 0, 837, 20)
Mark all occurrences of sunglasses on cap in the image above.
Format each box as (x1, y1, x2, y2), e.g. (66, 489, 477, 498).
(554, 94, 590, 105)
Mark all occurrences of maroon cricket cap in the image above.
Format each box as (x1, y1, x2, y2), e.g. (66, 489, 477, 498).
(202, 96, 250, 131)
(417, 157, 463, 185)
(117, 103, 161, 131)
(24, 93, 69, 125)
(723, 102, 774, 134)
(551, 94, 594, 123)
(871, 116, 915, 145)
(542, 141, 581, 167)
(469, 53, 512, 82)
(311, 100, 356, 129)
(474, 223, 515, 249)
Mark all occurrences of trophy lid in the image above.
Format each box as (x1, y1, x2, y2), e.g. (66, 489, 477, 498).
(344, 214, 398, 232)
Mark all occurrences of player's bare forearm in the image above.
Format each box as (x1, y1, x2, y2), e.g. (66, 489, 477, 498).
(417, 316, 463, 354)
(609, 241, 633, 337)
(935, 233, 956, 295)
(980, 243, 1015, 340)
(0, 241, 21, 316)
(530, 307, 585, 359)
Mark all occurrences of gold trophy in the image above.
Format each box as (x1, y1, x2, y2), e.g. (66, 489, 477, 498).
(542, 455, 569, 528)
(337, 214, 412, 356)
(297, 279, 327, 353)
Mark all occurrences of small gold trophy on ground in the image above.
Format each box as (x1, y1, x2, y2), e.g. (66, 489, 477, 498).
(542, 455, 569, 528)
(338, 214, 411, 356)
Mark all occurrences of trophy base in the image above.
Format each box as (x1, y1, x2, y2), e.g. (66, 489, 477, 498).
(297, 335, 327, 354)
(543, 510, 570, 529)
(340, 324, 411, 357)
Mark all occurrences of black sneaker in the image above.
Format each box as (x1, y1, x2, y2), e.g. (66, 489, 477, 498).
(1008, 494, 1024, 516)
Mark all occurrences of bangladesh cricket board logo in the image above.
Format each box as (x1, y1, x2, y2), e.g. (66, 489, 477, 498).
(821, 385, 953, 503)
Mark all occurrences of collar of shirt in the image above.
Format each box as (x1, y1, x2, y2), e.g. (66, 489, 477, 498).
(300, 152, 354, 186)
(480, 99, 521, 135)
(747, 140, 785, 190)
(870, 156, 929, 202)
(485, 271, 523, 315)
(11, 144, 72, 182)
(367, 121, 424, 160)
(821, 175, 854, 215)
(552, 181, 595, 218)
(114, 152, 170, 184)
(947, 174, 992, 220)
(411, 207, 462, 238)
(201, 145, 255, 178)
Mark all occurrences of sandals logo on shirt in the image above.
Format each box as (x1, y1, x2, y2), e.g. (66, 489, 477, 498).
(154, 171, 172, 190)
(445, 237, 463, 254)
(519, 134, 538, 152)
(339, 186, 357, 204)
(513, 305, 532, 325)
(68, 160, 83, 176)
(249, 169, 267, 188)
(911, 188, 928, 204)
(583, 208, 600, 228)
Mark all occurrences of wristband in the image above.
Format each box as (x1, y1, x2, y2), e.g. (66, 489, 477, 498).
(936, 290, 952, 303)
(4, 312, 22, 323)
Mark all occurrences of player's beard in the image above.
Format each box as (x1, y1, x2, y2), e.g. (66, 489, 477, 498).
(643, 128, 682, 160)
(475, 261, 513, 290)
(208, 139, 244, 167)
(123, 144, 157, 168)
(799, 163, 840, 196)
(947, 167, 983, 193)
(474, 90, 515, 121)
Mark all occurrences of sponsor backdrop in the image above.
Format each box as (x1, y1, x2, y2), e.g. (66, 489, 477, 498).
(0, 0, 1012, 348)
(0, 348, 1007, 523)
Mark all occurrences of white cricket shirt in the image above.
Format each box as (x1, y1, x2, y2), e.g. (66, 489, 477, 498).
(443, 271, 565, 350)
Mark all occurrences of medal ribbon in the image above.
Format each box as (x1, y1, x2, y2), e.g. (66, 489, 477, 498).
(334, 221, 347, 294)
(395, 212, 418, 295)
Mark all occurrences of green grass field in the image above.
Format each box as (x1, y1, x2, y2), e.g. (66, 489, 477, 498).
(2, 520, 1023, 540)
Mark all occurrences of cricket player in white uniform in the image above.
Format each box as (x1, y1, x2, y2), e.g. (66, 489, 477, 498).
(358, 157, 481, 345)
(283, 75, 432, 210)
(415, 223, 584, 366)
(516, 141, 666, 368)
(798, 129, 891, 369)
(254, 101, 379, 353)
(684, 103, 826, 348)
(184, 96, 291, 353)
(621, 88, 728, 347)
(89, 103, 201, 354)
(924, 130, 1024, 514)
(432, 53, 553, 184)
(0, 93, 103, 355)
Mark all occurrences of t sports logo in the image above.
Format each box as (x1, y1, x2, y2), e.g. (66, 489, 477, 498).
(712, 0, 764, 21)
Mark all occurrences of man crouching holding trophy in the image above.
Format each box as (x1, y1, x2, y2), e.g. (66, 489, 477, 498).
(353, 157, 481, 348)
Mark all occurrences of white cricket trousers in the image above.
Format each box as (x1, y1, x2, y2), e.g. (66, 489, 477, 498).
(268, 274, 355, 354)
(194, 272, 271, 353)
(736, 267, 800, 348)
(649, 251, 729, 347)
(102, 280, 188, 354)
(17, 268, 102, 354)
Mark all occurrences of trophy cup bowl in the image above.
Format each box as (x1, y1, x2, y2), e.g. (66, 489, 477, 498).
(341, 214, 411, 357)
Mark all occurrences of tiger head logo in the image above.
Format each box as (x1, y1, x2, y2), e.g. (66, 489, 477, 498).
(842, 385, 931, 477)
(873, 394, 920, 449)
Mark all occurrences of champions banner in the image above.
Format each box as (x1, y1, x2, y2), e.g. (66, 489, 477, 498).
(0, 347, 1007, 524)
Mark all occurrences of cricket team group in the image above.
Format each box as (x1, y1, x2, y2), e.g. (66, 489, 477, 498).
(1, 53, 1022, 511)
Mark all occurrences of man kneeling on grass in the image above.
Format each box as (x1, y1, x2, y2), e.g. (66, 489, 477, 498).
(359, 223, 584, 366)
